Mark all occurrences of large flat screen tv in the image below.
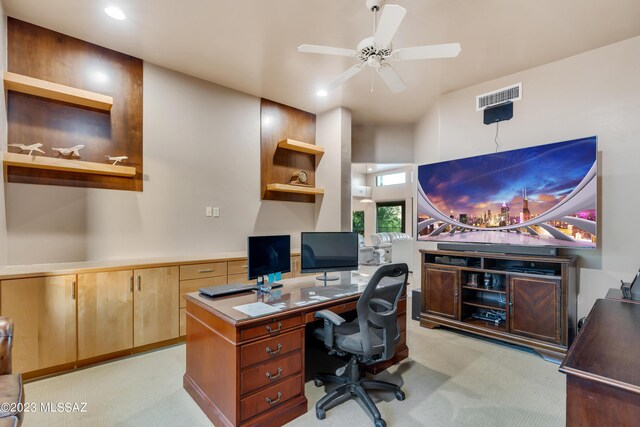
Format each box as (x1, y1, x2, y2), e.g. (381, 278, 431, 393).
(417, 136, 597, 249)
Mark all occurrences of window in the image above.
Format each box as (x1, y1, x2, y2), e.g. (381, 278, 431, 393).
(376, 201, 405, 233)
(352, 211, 365, 236)
(375, 172, 406, 187)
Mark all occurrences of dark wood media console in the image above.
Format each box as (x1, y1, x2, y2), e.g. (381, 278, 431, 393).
(419, 249, 577, 362)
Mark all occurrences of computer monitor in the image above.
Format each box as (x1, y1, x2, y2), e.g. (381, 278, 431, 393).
(247, 235, 291, 283)
(300, 232, 359, 283)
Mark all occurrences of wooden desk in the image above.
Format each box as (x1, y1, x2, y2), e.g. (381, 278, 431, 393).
(183, 272, 408, 426)
(559, 299, 640, 426)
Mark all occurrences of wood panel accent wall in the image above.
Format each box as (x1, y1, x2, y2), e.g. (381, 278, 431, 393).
(6, 18, 143, 191)
(260, 99, 317, 203)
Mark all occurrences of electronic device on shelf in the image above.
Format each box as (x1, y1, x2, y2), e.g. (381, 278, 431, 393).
(199, 283, 283, 298)
(620, 269, 640, 300)
(434, 256, 468, 267)
(505, 266, 557, 276)
(472, 308, 506, 325)
(248, 235, 291, 290)
(300, 232, 359, 285)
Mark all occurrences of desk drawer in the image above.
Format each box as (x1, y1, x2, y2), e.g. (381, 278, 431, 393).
(241, 329, 303, 368)
(304, 301, 357, 323)
(227, 273, 251, 285)
(240, 374, 303, 422)
(240, 315, 302, 342)
(179, 276, 227, 308)
(180, 262, 227, 280)
(228, 260, 249, 275)
(240, 350, 302, 396)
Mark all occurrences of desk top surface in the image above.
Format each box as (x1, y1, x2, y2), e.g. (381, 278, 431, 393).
(560, 298, 640, 393)
(186, 270, 403, 325)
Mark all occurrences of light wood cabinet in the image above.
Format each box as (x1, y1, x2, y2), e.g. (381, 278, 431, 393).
(0, 275, 77, 373)
(133, 266, 179, 347)
(77, 270, 134, 359)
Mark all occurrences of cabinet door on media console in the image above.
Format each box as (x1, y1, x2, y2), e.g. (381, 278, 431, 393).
(423, 266, 459, 319)
(77, 270, 134, 359)
(509, 276, 562, 344)
(0, 275, 77, 373)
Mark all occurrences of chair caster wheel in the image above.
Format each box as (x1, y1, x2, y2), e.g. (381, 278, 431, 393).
(314, 379, 324, 387)
(395, 390, 406, 401)
(374, 419, 386, 427)
(316, 408, 326, 420)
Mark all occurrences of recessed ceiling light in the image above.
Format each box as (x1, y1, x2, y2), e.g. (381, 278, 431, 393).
(316, 89, 328, 97)
(105, 6, 126, 20)
(367, 168, 373, 171)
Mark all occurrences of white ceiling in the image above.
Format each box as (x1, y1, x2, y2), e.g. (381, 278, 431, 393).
(352, 163, 410, 174)
(4, 0, 640, 123)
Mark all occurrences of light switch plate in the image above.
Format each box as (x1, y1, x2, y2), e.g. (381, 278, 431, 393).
(213, 207, 220, 217)
(205, 207, 213, 217)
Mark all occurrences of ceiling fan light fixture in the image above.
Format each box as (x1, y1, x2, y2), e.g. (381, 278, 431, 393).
(316, 89, 328, 97)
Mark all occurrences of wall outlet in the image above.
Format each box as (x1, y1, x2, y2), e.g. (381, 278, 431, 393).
(213, 207, 220, 218)
(205, 207, 213, 217)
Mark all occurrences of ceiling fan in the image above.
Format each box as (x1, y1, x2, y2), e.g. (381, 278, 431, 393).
(298, 0, 461, 94)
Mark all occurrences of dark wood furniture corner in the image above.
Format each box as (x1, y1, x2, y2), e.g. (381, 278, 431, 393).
(6, 18, 143, 191)
(559, 299, 640, 426)
(260, 99, 322, 203)
(419, 249, 577, 362)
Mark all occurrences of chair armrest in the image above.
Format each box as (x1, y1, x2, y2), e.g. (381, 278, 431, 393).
(314, 310, 346, 348)
(0, 317, 13, 375)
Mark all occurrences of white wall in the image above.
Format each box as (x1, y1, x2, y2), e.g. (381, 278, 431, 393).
(4, 63, 346, 264)
(352, 123, 415, 163)
(413, 36, 640, 318)
(315, 107, 351, 232)
(0, 9, 7, 266)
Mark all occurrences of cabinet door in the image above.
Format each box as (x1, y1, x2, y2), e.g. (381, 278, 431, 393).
(78, 270, 134, 359)
(133, 266, 179, 347)
(509, 276, 561, 343)
(0, 275, 77, 373)
(423, 267, 459, 319)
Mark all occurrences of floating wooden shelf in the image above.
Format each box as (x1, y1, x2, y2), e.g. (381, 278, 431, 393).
(3, 152, 136, 177)
(3, 71, 113, 111)
(266, 183, 325, 195)
(277, 139, 324, 156)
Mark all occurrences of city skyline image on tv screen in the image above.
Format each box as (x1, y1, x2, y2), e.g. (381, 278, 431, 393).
(417, 136, 597, 248)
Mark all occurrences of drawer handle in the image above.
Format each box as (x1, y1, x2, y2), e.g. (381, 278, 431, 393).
(265, 392, 282, 405)
(266, 322, 282, 334)
(266, 367, 282, 380)
(265, 343, 282, 355)
(198, 269, 214, 273)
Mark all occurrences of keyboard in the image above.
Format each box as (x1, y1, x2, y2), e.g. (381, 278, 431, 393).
(199, 283, 283, 298)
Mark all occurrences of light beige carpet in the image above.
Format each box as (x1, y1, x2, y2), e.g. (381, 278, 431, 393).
(22, 306, 565, 426)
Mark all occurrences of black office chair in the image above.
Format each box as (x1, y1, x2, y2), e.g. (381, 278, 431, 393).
(313, 263, 409, 427)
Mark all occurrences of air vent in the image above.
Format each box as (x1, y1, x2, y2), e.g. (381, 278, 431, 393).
(476, 83, 522, 111)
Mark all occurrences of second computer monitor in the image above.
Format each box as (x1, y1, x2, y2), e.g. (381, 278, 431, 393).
(300, 232, 359, 282)
(247, 235, 291, 281)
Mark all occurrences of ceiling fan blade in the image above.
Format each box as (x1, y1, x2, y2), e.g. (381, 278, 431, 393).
(297, 44, 357, 57)
(326, 64, 365, 90)
(391, 43, 462, 60)
(374, 4, 407, 48)
(377, 64, 406, 94)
